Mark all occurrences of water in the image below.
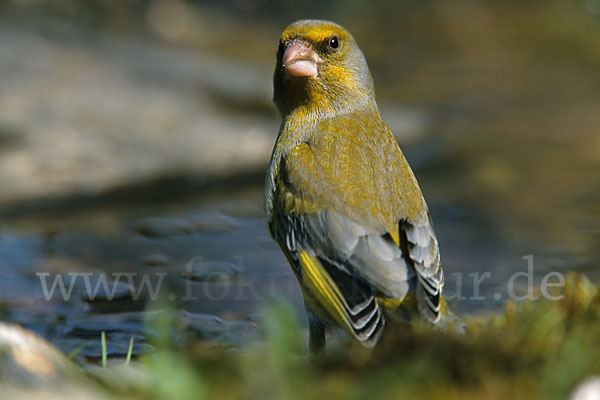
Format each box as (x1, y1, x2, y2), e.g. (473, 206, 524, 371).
(0, 188, 297, 361)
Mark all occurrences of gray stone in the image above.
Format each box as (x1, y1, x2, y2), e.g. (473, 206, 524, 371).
(142, 253, 171, 267)
(0, 24, 276, 208)
(132, 217, 191, 237)
(183, 261, 243, 283)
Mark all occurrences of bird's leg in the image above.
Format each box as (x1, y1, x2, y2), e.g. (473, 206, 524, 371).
(307, 310, 326, 356)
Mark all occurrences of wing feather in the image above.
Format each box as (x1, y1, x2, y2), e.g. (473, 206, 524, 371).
(402, 217, 444, 322)
(297, 251, 384, 346)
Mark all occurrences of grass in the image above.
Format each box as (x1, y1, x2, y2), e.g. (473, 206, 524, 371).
(67, 342, 88, 359)
(101, 331, 107, 368)
(84, 272, 600, 400)
(125, 336, 134, 365)
(94, 331, 135, 368)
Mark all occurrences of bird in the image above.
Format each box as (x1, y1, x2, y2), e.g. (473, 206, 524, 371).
(264, 19, 445, 354)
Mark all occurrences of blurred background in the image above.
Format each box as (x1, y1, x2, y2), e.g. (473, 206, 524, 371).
(0, 0, 599, 361)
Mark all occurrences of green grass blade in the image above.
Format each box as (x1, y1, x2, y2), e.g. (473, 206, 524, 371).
(67, 342, 87, 359)
(101, 331, 107, 368)
(125, 336, 134, 365)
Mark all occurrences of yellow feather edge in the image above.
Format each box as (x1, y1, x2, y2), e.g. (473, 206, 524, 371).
(298, 251, 354, 336)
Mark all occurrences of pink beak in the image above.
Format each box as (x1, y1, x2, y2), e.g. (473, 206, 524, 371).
(282, 40, 320, 77)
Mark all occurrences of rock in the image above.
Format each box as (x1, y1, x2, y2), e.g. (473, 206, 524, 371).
(132, 217, 191, 237)
(187, 213, 240, 233)
(0, 322, 107, 399)
(177, 311, 257, 346)
(0, 322, 79, 385)
(182, 261, 243, 283)
(80, 273, 133, 302)
(132, 214, 241, 237)
(571, 376, 600, 400)
(0, 23, 276, 210)
(142, 253, 170, 267)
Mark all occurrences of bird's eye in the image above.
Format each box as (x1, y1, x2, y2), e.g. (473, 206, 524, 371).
(328, 35, 340, 50)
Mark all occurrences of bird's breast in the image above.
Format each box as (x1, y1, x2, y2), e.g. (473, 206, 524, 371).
(273, 113, 429, 233)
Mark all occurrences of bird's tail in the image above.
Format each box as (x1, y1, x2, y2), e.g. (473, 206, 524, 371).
(434, 296, 465, 334)
(383, 294, 465, 334)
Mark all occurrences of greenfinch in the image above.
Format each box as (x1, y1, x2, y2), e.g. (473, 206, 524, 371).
(265, 20, 445, 353)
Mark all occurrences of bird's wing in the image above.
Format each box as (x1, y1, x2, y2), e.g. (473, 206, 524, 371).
(270, 206, 418, 346)
(401, 216, 444, 322)
(304, 210, 445, 323)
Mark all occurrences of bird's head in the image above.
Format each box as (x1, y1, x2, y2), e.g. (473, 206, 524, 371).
(273, 20, 376, 118)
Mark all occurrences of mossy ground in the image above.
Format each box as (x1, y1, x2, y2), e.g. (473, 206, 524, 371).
(86, 272, 600, 400)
